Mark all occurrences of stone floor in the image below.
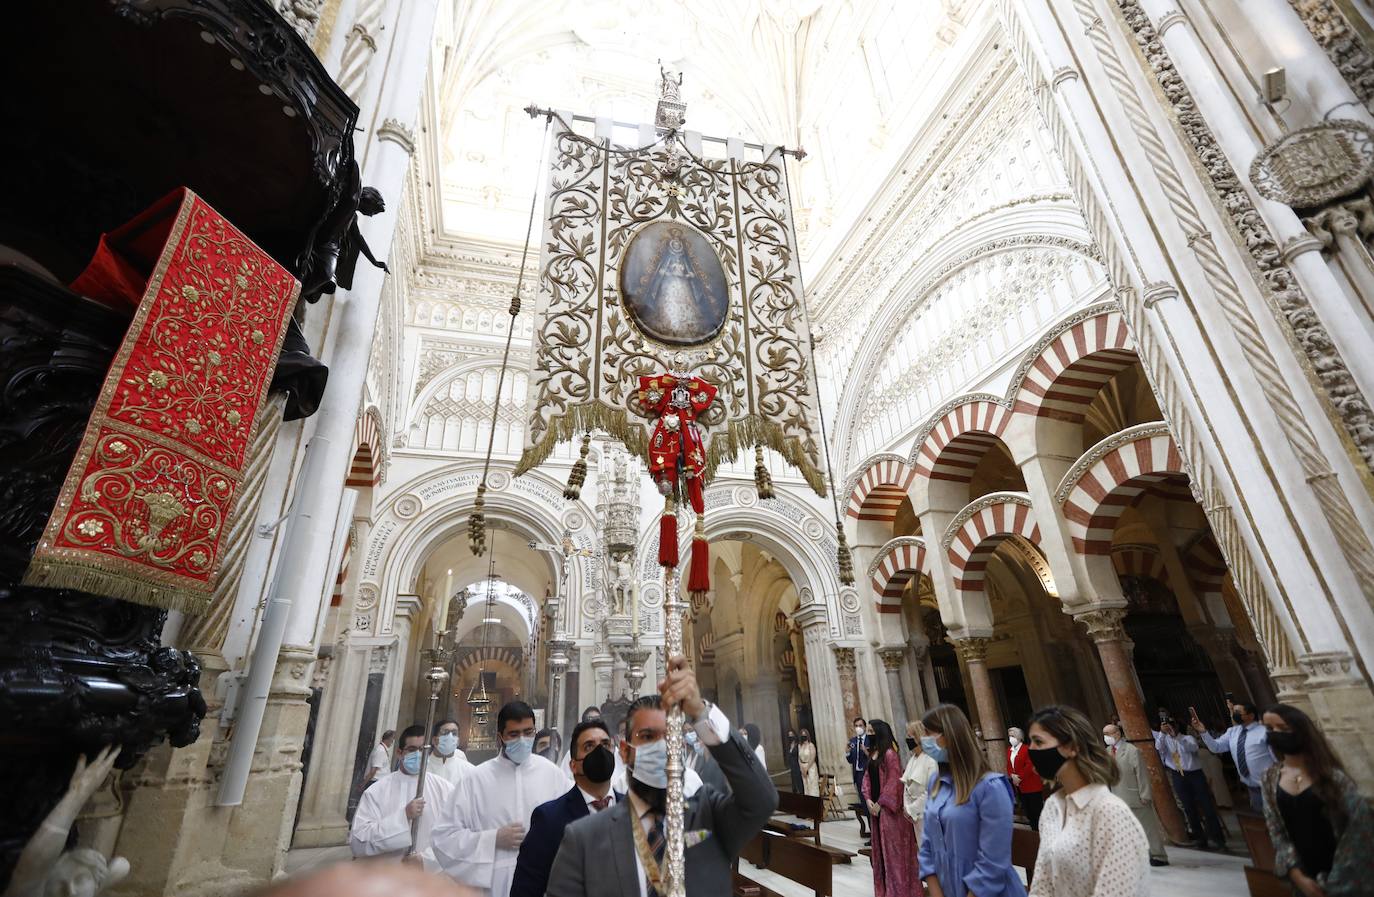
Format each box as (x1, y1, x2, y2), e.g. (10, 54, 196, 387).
(286, 809, 1256, 895)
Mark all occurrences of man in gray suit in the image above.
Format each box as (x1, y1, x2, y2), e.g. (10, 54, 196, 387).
(1104, 721, 1169, 867)
(546, 654, 777, 897)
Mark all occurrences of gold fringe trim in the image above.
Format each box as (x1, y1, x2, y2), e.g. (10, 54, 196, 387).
(23, 560, 211, 615)
(517, 405, 829, 498)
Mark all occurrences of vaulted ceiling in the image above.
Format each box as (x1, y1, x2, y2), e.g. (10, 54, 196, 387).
(433, 0, 983, 262)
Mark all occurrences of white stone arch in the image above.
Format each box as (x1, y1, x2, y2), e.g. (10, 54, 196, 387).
(404, 357, 531, 453)
(832, 222, 1102, 471)
(365, 463, 596, 636)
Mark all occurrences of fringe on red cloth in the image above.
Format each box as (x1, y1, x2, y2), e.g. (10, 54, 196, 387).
(686, 474, 704, 514)
(688, 516, 710, 597)
(659, 498, 678, 567)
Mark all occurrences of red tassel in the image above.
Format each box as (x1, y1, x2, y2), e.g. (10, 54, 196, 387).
(688, 518, 710, 597)
(659, 499, 679, 567)
(686, 475, 704, 514)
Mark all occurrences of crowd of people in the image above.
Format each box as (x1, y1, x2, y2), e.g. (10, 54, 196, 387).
(346, 677, 1373, 897)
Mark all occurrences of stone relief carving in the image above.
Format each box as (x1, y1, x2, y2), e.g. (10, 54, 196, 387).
(1287, 0, 1374, 108)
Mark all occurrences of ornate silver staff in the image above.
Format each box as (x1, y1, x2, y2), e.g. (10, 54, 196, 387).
(405, 664, 449, 858)
(662, 529, 687, 897)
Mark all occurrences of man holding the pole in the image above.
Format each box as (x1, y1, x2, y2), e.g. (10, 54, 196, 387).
(545, 654, 777, 897)
(349, 724, 454, 862)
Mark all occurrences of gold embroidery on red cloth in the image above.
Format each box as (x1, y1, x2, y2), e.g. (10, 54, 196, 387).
(23, 191, 300, 613)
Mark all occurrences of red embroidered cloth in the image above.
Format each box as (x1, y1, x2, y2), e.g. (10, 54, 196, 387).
(24, 189, 300, 613)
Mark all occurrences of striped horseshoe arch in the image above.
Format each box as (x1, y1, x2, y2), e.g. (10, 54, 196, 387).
(942, 493, 1042, 593)
(868, 537, 928, 612)
(1010, 307, 1137, 422)
(348, 406, 383, 488)
(1058, 424, 1186, 554)
(910, 396, 1014, 483)
(846, 454, 918, 523)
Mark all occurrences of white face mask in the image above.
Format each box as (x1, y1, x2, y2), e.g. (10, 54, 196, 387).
(437, 732, 459, 756)
(1008, 735, 1020, 747)
(1104, 735, 1118, 747)
(855, 726, 865, 736)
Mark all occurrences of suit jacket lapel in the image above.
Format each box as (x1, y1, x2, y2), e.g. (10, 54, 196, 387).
(564, 785, 589, 821)
(609, 802, 641, 896)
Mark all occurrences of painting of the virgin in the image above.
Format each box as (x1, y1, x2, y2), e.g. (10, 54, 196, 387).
(619, 222, 729, 346)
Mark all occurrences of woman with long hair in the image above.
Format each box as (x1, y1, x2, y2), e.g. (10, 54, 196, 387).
(798, 728, 820, 796)
(743, 722, 765, 768)
(901, 720, 939, 847)
(862, 718, 920, 897)
(918, 704, 1025, 897)
(1024, 705, 1149, 896)
(1260, 703, 1374, 896)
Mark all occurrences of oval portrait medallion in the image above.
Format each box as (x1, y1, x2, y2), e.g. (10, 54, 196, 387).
(619, 221, 729, 347)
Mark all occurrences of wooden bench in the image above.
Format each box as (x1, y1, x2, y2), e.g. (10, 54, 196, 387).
(734, 831, 833, 897)
(762, 790, 856, 865)
(1237, 811, 1290, 897)
(1011, 826, 1040, 887)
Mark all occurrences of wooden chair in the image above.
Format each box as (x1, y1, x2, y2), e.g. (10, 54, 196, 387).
(1011, 826, 1040, 887)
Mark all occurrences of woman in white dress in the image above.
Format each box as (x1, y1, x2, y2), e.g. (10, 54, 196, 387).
(901, 720, 939, 845)
(798, 728, 820, 796)
(1025, 705, 1150, 897)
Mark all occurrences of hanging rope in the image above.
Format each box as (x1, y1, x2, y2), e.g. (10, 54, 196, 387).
(781, 153, 854, 586)
(471, 115, 551, 557)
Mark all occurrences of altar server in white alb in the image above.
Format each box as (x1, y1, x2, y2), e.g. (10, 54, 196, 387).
(431, 700, 571, 896)
(349, 724, 454, 861)
(430, 717, 474, 787)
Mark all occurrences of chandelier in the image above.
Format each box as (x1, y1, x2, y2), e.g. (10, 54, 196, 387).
(466, 541, 500, 726)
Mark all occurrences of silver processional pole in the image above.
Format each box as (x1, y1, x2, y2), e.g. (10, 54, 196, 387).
(406, 664, 449, 858)
(662, 511, 687, 897)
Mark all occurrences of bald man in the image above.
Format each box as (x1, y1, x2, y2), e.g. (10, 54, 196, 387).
(251, 862, 479, 897)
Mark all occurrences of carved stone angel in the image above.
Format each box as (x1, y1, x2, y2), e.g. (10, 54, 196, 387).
(3, 746, 129, 897)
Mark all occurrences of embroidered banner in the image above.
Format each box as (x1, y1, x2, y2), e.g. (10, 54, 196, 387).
(23, 189, 299, 613)
(514, 115, 827, 496)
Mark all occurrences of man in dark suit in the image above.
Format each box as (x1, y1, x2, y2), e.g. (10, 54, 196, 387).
(509, 718, 617, 897)
(546, 654, 778, 897)
(845, 716, 871, 839)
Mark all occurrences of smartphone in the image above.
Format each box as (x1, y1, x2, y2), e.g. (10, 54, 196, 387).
(1224, 692, 1235, 702)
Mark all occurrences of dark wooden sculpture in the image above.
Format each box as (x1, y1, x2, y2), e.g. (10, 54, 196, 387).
(0, 0, 365, 885)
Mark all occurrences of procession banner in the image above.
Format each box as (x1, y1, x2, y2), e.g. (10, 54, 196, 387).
(515, 115, 827, 497)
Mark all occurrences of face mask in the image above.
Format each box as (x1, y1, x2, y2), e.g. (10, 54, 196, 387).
(1232, 712, 1246, 726)
(801, 734, 810, 742)
(504, 735, 535, 765)
(1104, 735, 1118, 747)
(401, 751, 422, 775)
(630, 738, 668, 789)
(1008, 735, 1020, 747)
(684, 730, 700, 749)
(855, 726, 865, 736)
(1029, 746, 1068, 780)
(905, 737, 917, 751)
(437, 732, 458, 756)
(922, 736, 948, 764)
(1267, 730, 1304, 755)
(580, 744, 615, 784)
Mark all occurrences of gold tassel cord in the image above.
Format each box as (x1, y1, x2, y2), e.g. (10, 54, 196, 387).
(471, 115, 550, 553)
(835, 523, 855, 587)
(754, 445, 774, 500)
(563, 433, 592, 500)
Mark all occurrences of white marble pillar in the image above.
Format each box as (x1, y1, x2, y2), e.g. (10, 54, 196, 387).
(796, 604, 846, 784)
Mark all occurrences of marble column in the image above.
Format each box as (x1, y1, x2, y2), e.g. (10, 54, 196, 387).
(952, 637, 1005, 771)
(292, 637, 372, 847)
(1077, 609, 1189, 843)
(796, 605, 845, 785)
(879, 648, 911, 742)
(832, 646, 863, 725)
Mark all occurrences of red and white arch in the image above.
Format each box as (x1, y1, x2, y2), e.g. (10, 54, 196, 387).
(1059, 424, 1186, 554)
(910, 396, 1014, 482)
(846, 454, 918, 523)
(1111, 543, 1167, 582)
(868, 537, 928, 613)
(943, 494, 1042, 593)
(348, 407, 384, 488)
(1011, 306, 1136, 421)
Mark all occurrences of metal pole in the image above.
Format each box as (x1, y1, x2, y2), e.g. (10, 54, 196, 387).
(406, 665, 449, 858)
(661, 552, 687, 897)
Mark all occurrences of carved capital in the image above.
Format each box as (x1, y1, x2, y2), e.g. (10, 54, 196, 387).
(879, 648, 906, 672)
(831, 646, 857, 673)
(1051, 66, 1080, 90)
(1155, 9, 1188, 35)
(1298, 650, 1361, 687)
(951, 637, 991, 664)
(1075, 608, 1127, 642)
(1142, 281, 1179, 308)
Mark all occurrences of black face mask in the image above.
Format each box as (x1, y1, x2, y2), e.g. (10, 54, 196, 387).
(1028, 746, 1068, 780)
(580, 744, 615, 784)
(1267, 730, 1304, 755)
(800, 734, 810, 742)
(905, 737, 917, 750)
(1232, 712, 1246, 726)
